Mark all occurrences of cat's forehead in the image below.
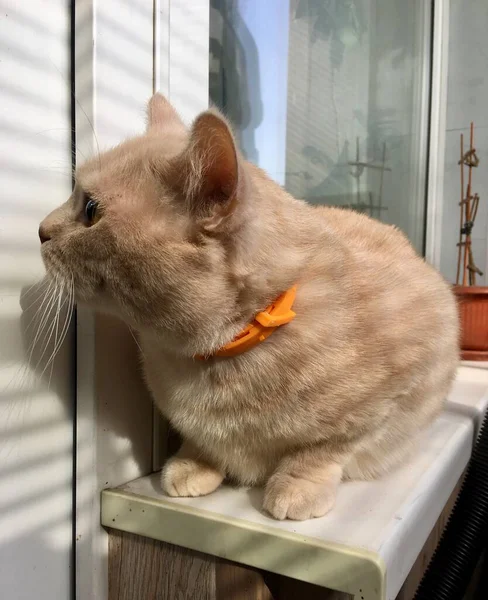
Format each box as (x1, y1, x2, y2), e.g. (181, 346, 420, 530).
(77, 136, 150, 176)
(75, 132, 185, 194)
(75, 141, 147, 196)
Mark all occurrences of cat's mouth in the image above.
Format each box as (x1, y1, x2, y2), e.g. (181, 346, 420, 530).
(40, 249, 81, 302)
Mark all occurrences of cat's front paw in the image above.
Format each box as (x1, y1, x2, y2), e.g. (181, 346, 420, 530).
(162, 457, 223, 497)
(263, 475, 336, 520)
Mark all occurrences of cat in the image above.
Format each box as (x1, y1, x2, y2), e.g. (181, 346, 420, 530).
(39, 93, 459, 520)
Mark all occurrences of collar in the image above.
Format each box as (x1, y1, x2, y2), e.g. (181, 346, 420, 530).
(199, 285, 297, 359)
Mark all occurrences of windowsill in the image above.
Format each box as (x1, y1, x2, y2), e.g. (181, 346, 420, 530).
(101, 364, 488, 600)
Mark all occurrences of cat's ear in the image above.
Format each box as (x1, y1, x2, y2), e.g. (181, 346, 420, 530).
(172, 109, 241, 232)
(147, 93, 186, 134)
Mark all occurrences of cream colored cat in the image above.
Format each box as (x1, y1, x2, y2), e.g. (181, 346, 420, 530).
(39, 94, 459, 520)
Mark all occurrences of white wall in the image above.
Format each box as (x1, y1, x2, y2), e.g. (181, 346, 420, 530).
(440, 0, 488, 285)
(0, 2, 73, 598)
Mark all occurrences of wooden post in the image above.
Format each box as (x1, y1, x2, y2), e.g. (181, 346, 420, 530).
(457, 123, 481, 286)
(465, 123, 474, 286)
(456, 133, 464, 285)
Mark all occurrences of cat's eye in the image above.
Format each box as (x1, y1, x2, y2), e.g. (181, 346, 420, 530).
(84, 198, 100, 225)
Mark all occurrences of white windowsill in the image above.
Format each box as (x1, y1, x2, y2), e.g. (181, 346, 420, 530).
(101, 364, 488, 600)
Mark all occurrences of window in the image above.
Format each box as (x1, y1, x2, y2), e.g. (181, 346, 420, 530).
(210, 0, 432, 253)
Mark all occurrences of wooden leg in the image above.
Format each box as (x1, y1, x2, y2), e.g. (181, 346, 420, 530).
(109, 530, 216, 600)
(108, 529, 274, 600)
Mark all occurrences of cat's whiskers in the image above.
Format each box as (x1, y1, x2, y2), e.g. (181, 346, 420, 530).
(129, 327, 145, 360)
(43, 276, 75, 387)
(27, 277, 61, 363)
(46, 290, 63, 387)
(27, 278, 64, 372)
(1, 278, 75, 452)
(24, 278, 57, 335)
(36, 276, 73, 373)
(32, 311, 59, 382)
(48, 290, 74, 387)
(20, 280, 47, 305)
(35, 283, 65, 371)
(21, 286, 49, 315)
(1, 277, 62, 401)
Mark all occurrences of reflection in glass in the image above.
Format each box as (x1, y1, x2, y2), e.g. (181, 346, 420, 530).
(210, 0, 431, 253)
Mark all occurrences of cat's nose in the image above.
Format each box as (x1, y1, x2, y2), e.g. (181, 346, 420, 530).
(38, 225, 51, 244)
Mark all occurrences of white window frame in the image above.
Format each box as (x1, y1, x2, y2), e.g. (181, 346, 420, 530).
(425, 0, 450, 268)
(74, 2, 209, 599)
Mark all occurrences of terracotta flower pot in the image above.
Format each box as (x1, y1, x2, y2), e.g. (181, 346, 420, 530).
(454, 285, 488, 360)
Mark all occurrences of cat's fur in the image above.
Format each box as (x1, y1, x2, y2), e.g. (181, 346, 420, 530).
(40, 94, 459, 520)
